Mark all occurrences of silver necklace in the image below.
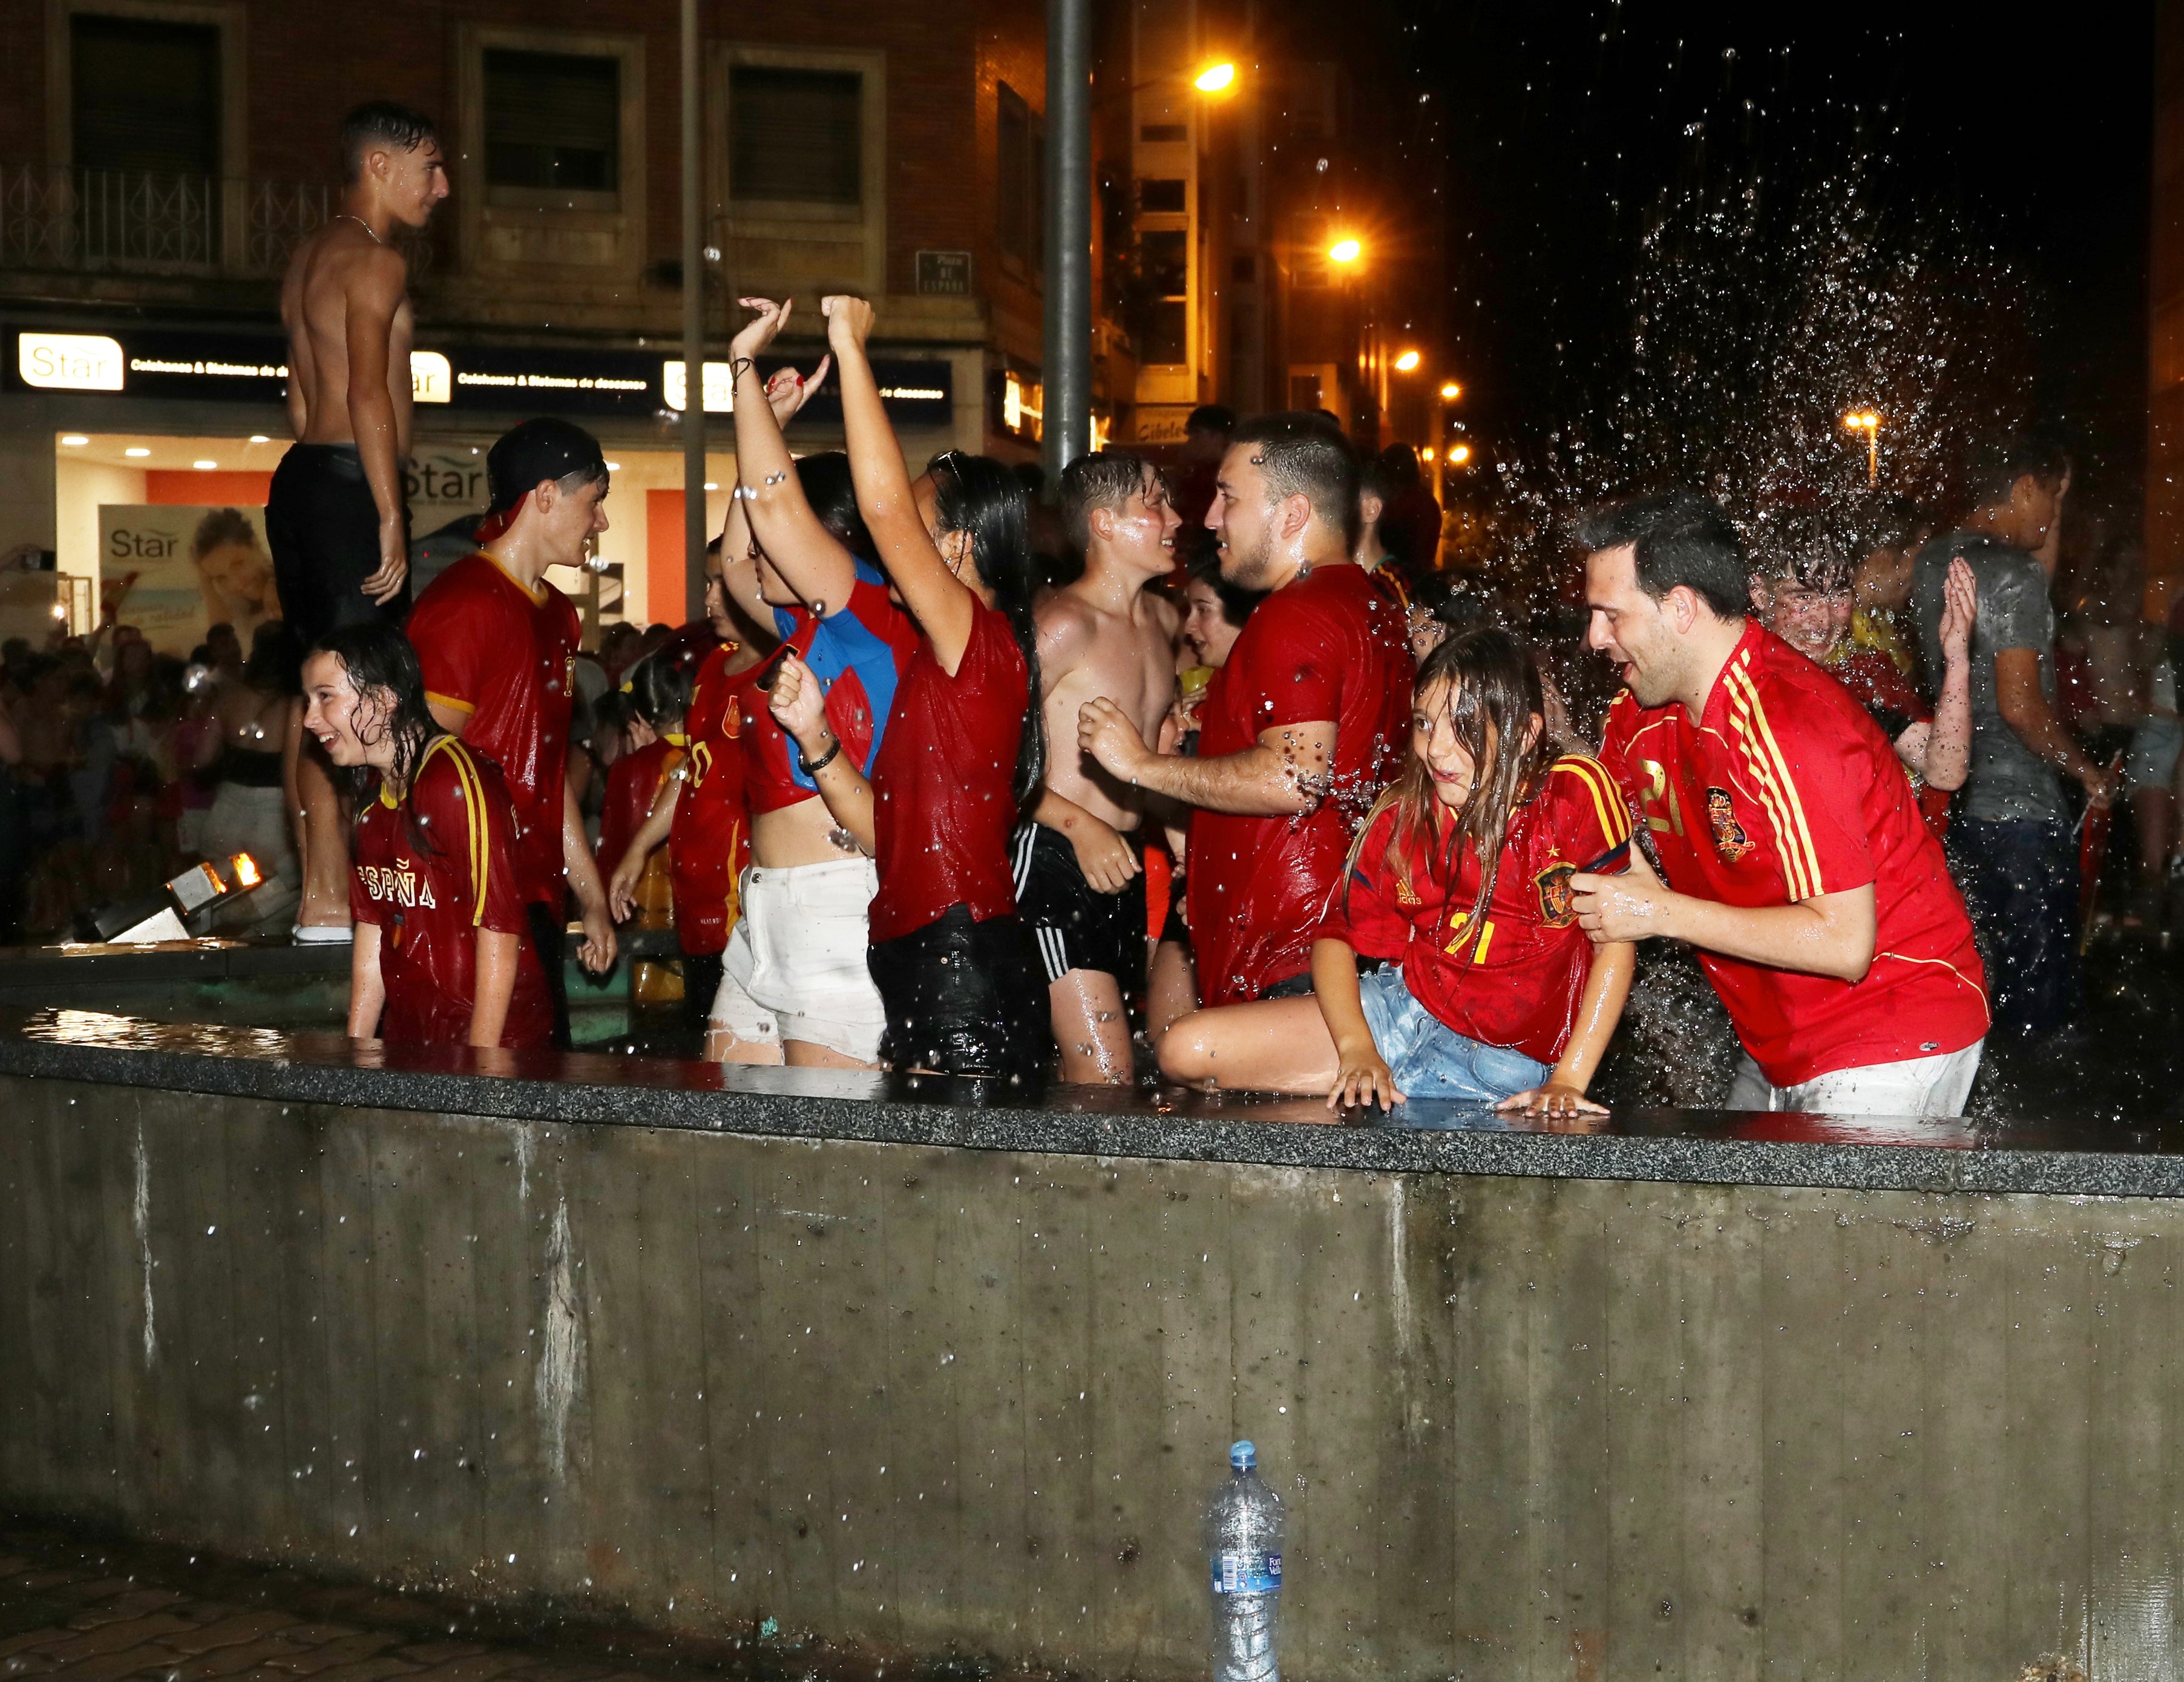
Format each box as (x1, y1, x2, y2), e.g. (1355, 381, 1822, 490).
(335, 213, 385, 246)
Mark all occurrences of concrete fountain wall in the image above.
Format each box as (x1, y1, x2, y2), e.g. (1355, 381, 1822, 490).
(4, 1014, 2184, 1680)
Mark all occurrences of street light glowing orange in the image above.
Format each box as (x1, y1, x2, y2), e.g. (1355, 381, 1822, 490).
(1440, 382, 1460, 400)
(1193, 62, 1236, 93)
(1451, 444, 1472, 464)
(1394, 350, 1422, 372)
(1328, 238, 1362, 264)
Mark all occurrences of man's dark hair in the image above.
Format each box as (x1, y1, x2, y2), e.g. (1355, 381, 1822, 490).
(1576, 489, 1749, 620)
(1230, 412, 1362, 549)
(1185, 404, 1235, 438)
(1963, 425, 2072, 512)
(340, 102, 439, 184)
(1058, 451, 1156, 551)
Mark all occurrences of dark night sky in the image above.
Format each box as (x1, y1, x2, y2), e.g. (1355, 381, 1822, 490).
(1417, 2, 2155, 496)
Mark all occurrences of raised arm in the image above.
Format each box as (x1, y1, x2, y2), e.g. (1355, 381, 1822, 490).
(1910, 557, 1976, 792)
(341, 245, 412, 606)
(766, 649, 876, 855)
(727, 298, 852, 612)
(822, 295, 977, 671)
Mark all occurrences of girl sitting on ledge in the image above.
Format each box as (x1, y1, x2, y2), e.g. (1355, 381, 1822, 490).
(1158, 628, 1637, 1117)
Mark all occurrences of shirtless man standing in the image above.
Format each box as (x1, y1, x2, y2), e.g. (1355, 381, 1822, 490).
(269, 101, 448, 937)
(1014, 452, 1181, 1083)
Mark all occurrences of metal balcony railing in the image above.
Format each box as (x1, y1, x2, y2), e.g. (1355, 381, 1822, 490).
(0, 165, 434, 279)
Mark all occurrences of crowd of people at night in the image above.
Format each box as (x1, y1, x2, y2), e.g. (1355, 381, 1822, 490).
(3, 102, 2166, 1120)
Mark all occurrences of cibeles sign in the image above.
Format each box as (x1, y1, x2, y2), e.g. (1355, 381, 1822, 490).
(7, 326, 953, 425)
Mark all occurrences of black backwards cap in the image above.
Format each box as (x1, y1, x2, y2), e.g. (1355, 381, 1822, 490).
(485, 418, 608, 513)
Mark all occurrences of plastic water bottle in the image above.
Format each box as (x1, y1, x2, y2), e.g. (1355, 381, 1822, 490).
(1205, 1439, 1284, 1682)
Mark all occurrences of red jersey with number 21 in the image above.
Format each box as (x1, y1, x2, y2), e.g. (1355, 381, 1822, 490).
(406, 553, 580, 909)
(352, 736, 553, 1051)
(1597, 621, 1987, 1086)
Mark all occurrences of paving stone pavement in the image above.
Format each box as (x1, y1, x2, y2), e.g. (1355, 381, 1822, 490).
(0, 1522, 819, 1682)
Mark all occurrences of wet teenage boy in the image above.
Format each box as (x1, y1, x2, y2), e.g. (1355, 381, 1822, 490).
(1579, 490, 1990, 1117)
(1158, 629, 1636, 1113)
(1017, 452, 1182, 1083)
(1079, 413, 1413, 1008)
(403, 418, 618, 1043)
(302, 623, 551, 1051)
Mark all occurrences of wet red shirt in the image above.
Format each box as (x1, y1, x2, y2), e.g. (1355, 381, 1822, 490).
(1319, 757, 1634, 1063)
(1190, 563, 1413, 1004)
(407, 553, 580, 908)
(745, 561, 920, 815)
(672, 643, 752, 954)
(1598, 621, 1988, 1086)
(352, 736, 552, 1051)
(868, 599, 1029, 944)
(600, 736, 677, 883)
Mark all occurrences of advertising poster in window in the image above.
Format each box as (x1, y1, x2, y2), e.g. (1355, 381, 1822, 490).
(98, 505, 278, 657)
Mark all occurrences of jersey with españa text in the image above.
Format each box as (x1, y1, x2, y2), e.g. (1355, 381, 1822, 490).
(744, 559, 920, 815)
(868, 598, 1029, 944)
(672, 641, 751, 955)
(1597, 621, 1987, 1086)
(1190, 563, 1413, 1005)
(1317, 757, 1633, 1063)
(407, 553, 580, 908)
(351, 735, 553, 1051)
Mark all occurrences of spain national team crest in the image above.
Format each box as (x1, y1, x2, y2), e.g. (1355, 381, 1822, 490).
(1706, 786, 1753, 862)
(1535, 859, 1578, 927)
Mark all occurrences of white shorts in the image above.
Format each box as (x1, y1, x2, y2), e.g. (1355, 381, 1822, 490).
(1728, 1040, 1983, 1120)
(711, 855, 887, 1062)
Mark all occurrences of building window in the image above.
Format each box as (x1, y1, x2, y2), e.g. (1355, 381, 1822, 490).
(1140, 179, 1185, 214)
(484, 49, 620, 195)
(71, 14, 220, 178)
(997, 83, 1044, 275)
(732, 65, 862, 205)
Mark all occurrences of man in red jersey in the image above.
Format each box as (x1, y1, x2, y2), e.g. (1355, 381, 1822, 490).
(1080, 412, 1413, 1007)
(1573, 490, 1989, 1117)
(405, 418, 616, 1046)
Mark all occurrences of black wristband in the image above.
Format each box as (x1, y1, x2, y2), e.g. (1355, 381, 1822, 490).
(798, 736, 842, 777)
(730, 356, 755, 381)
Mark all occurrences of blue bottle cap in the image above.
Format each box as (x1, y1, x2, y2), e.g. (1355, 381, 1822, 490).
(1230, 1440, 1256, 1471)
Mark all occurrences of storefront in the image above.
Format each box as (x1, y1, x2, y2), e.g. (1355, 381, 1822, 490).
(4, 319, 977, 653)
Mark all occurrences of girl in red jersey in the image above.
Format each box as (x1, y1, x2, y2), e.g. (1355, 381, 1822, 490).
(1159, 629, 1637, 1115)
(600, 652, 696, 1016)
(776, 294, 1048, 1082)
(301, 623, 552, 1052)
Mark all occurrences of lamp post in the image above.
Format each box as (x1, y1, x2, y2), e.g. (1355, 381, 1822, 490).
(680, 0, 707, 620)
(1843, 409, 1881, 485)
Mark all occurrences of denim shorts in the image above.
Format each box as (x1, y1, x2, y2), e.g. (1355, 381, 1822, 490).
(1356, 966, 1550, 1104)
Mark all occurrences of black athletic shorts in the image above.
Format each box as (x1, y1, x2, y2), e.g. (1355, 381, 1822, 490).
(867, 904, 1053, 1084)
(266, 442, 411, 655)
(1009, 821, 1147, 991)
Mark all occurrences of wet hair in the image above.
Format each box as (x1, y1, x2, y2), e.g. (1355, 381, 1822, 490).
(1963, 426, 2073, 511)
(1748, 508, 1854, 595)
(1228, 413, 1362, 550)
(1184, 549, 1264, 629)
(1346, 626, 1556, 958)
(191, 507, 258, 560)
(1866, 495, 1935, 557)
(1058, 451, 1157, 551)
(244, 619, 304, 694)
(309, 622, 444, 825)
(1186, 404, 1236, 437)
(625, 651, 694, 730)
(340, 101, 439, 183)
(1576, 489, 1748, 621)
(795, 452, 876, 560)
(1409, 573, 1495, 636)
(930, 451, 1046, 807)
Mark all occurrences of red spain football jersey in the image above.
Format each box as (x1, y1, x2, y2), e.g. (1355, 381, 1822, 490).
(406, 553, 580, 910)
(1190, 563, 1414, 1005)
(744, 560, 920, 816)
(671, 642, 751, 956)
(868, 599, 1029, 944)
(598, 735, 677, 884)
(351, 735, 553, 1051)
(1317, 757, 1633, 1063)
(1597, 621, 1988, 1086)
